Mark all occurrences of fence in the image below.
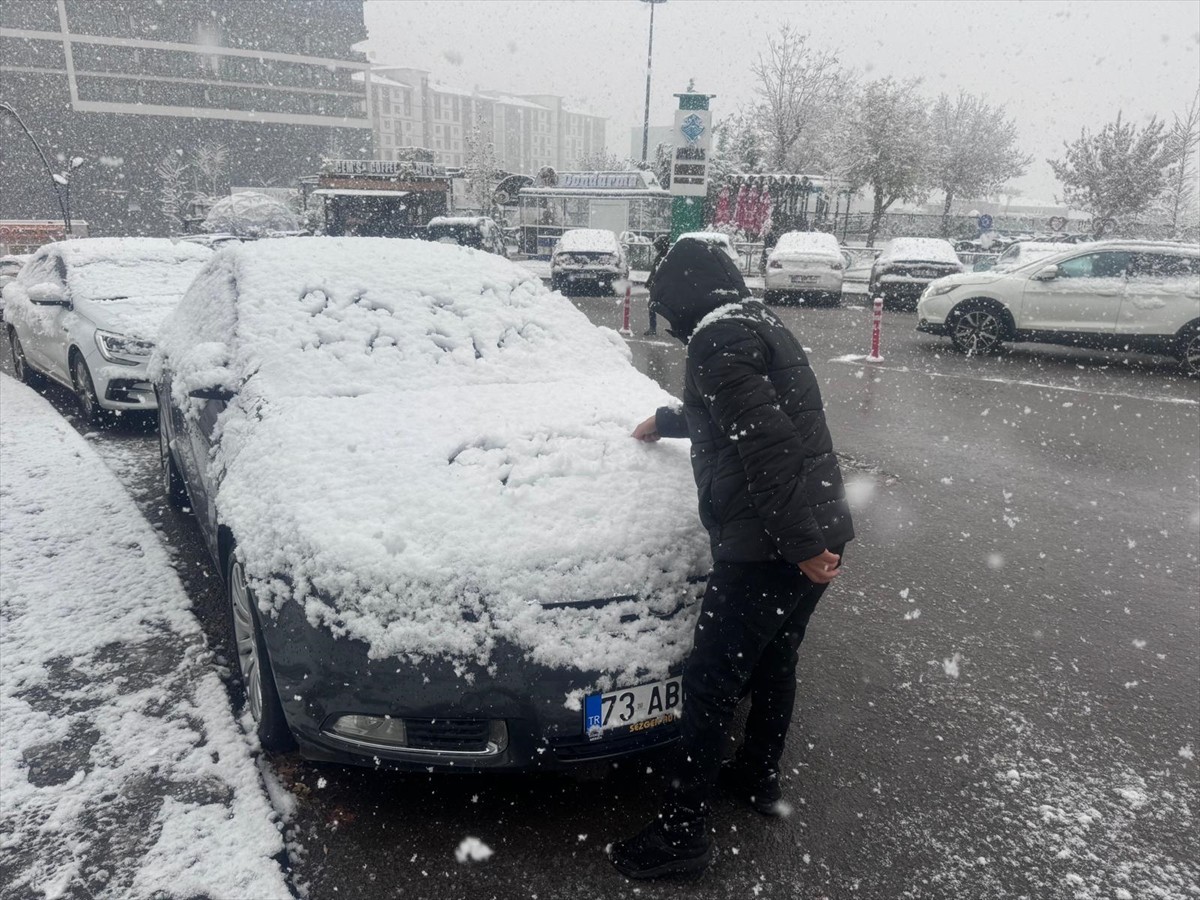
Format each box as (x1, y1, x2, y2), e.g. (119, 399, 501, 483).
(830, 211, 1199, 244)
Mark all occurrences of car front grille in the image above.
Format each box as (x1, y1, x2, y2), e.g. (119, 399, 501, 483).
(404, 718, 492, 753)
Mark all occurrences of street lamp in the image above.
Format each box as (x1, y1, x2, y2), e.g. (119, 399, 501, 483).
(0, 101, 73, 235)
(639, 0, 667, 164)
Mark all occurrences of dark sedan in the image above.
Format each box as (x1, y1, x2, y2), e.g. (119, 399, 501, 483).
(152, 237, 708, 772)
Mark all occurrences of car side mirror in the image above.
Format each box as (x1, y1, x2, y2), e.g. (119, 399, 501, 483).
(1033, 265, 1060, 282)
(27, 282, 69, 306)
(187, 386, 235, 403)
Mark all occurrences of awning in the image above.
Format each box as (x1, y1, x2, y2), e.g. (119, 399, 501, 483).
(311, 188, 410, 198)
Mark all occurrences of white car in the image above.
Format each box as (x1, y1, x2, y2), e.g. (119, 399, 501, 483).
(916, 240, 1200, 375)
(764, 231, 846, 306)
(980, 241, 1080, 273)
(0, 253, 32, 318)
(3, 238, 212, 422)
(550, 229, 628, 296)
(869, 237, 965, 307)
(677, 231, 738, 262)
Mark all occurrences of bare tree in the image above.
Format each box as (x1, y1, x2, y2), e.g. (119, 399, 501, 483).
(575, 150, 632, 171)
(930, 93, 1031, 236)
(193, 141, 229, 203)
(752, 26, 850, 171)
(1162, 88, 1200, 236)
(844, 78, 932, 246)
(462, 116, 499, 216)
(1048, 112, 1169, 223)
(155, 152, 190, 236)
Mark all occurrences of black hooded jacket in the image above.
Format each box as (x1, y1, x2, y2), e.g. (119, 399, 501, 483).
(649, 238, 855, 563)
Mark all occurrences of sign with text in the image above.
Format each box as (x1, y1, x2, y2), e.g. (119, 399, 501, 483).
(558, 172, 645, 190)
(671, 109, 712, 198)
(323, 159, 437, 178)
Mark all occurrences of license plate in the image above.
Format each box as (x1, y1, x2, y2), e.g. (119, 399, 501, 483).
(911, 269, 937, 278)
(584, 677, 682, 741)
(790, 274, 820, 283)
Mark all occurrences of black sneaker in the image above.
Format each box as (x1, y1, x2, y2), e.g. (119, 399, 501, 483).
(610, 812, 713, 879)
(720, 761, 785, 816)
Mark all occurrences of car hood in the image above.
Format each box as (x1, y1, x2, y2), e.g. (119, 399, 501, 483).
(77, 294, 185, 341)
(926, 271, 1005, 290)
(214, 382, 710, 682)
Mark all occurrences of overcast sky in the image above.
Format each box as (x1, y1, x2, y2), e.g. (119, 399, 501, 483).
(362, 0, 1200, 201)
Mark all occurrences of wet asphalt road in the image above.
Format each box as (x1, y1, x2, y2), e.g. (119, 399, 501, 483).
(4, 288, 1198, 900)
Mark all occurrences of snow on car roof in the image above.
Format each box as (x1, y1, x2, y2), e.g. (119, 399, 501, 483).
(51, 236, 212, 268)
(678, 232, 733, 245)
(877, 237, 960, 264)
(557, 229, 619, 251)
(773, 231, 840, 254)
(156, 237, 708, 683)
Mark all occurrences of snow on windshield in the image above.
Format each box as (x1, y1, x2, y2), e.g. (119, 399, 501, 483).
(556, 229, 618, 252)
(878, 237, 960, 264)
(61, 238, 212, 304)
(774, 232, 841, 255)
(156, 238, 708, 684)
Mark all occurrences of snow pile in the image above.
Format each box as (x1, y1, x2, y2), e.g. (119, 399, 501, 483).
(202, 191, 300, 238)
(556, 229, 620, 253)
(154, 238, 708, 683)
(877, 237, 961, 265)
(454, 837, 493, 864)
(0, 375, 289, 899)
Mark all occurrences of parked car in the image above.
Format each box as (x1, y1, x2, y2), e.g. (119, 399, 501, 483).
(152, 237, 708, 770)
(916, 240, 1200, 375)
(550, 229, 628, 295)
(424, 216, 509, 257)
(0, 253, 32, 319)
(869, 238, 965, 307)
(974, 241, 1080, 273)
(677, 231, 738, 262)
(3, 238, 212, 423)
(763, 231, 846, 306)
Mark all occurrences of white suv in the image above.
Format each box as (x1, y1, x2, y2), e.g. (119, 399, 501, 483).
(916, 241, 1200, 375)
(3, 238, 212, 422)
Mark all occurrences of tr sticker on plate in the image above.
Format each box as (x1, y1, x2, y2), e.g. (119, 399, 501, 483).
(584, 677, 682, 741)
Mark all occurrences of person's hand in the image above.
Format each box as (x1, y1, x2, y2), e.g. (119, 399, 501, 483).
(798, 549, 841, 584)
(632, 414, 661, 442)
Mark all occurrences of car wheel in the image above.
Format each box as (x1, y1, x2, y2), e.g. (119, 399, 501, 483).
(226, 550, 296, 753)
(157, 406, 189, 509)
(1179, 324, 1200, 378)
(950, 304, 1006, 356)
(8, 328, 43, 387)
(70, 352, 104, 425)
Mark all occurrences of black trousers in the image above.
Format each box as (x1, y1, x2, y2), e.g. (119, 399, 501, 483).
(671, 551, 841, 813)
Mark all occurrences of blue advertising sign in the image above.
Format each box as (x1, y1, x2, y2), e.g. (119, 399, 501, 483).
(977, 214, 994, 231)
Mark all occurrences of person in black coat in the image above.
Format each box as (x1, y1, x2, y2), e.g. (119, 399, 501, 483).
(611, 237, 855, 880)
(642, 235, 671, 335)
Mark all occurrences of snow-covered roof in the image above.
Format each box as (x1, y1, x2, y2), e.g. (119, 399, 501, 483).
(204, 192, 300, 238)
(427, 216, 489, 227)
(556, 229, 620, 252)
(774, 231, 841, 255)
(678, 231, 733, 246)
(155, 237, 707, 681)
(877, 237, 960, 265)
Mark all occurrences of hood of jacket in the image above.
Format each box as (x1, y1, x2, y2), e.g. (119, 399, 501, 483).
(648, 237, 751, 343)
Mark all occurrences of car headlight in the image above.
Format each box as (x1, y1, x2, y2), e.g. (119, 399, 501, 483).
(929, 283, 958, 297)
(95, 329, 154, 364)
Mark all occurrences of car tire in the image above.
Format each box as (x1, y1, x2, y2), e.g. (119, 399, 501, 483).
(225, 549, 296, 753)
(1179, 322, 1200, 378)
(157, 405, 189, 509)
(8, 327, 44, 387)
(70, 351, 104, 426)
(949, 302, 1007, 356)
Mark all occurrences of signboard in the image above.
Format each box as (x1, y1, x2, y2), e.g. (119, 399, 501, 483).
(977, 214, 993, 231)
(323, 159, 437, 178)
(559, 172, 645, 190)
(671, 108, 712, 198)
(0, 220, 86, 254)
(1047, 216, 1067, 232)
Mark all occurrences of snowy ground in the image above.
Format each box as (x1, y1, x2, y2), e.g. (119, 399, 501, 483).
(0, 375, 291, 899)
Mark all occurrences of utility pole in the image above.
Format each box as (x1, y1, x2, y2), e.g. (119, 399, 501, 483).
(639, 0, 667, 163)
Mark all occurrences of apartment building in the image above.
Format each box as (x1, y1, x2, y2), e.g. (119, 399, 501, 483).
(0, 0, 369, 236)
(360, 67, 607, 175)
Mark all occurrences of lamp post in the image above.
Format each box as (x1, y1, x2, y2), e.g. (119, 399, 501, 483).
(639, 0, 667, 163)
(0, 102, 74, 235)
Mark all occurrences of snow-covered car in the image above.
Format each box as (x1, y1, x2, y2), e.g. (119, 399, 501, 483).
(152, 237, 708, 771)
(0, 253, 32, 319)
(550, 229, 628, 296)
(764, 231, 846, 306)
(677, 231, 738, 262)
(916, 240, 1200, 375)
(975, 240, 1080, 273)
(3, 238, 212, 423)
(869, 237, 965, 307)
(425, 216, 509, 257)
